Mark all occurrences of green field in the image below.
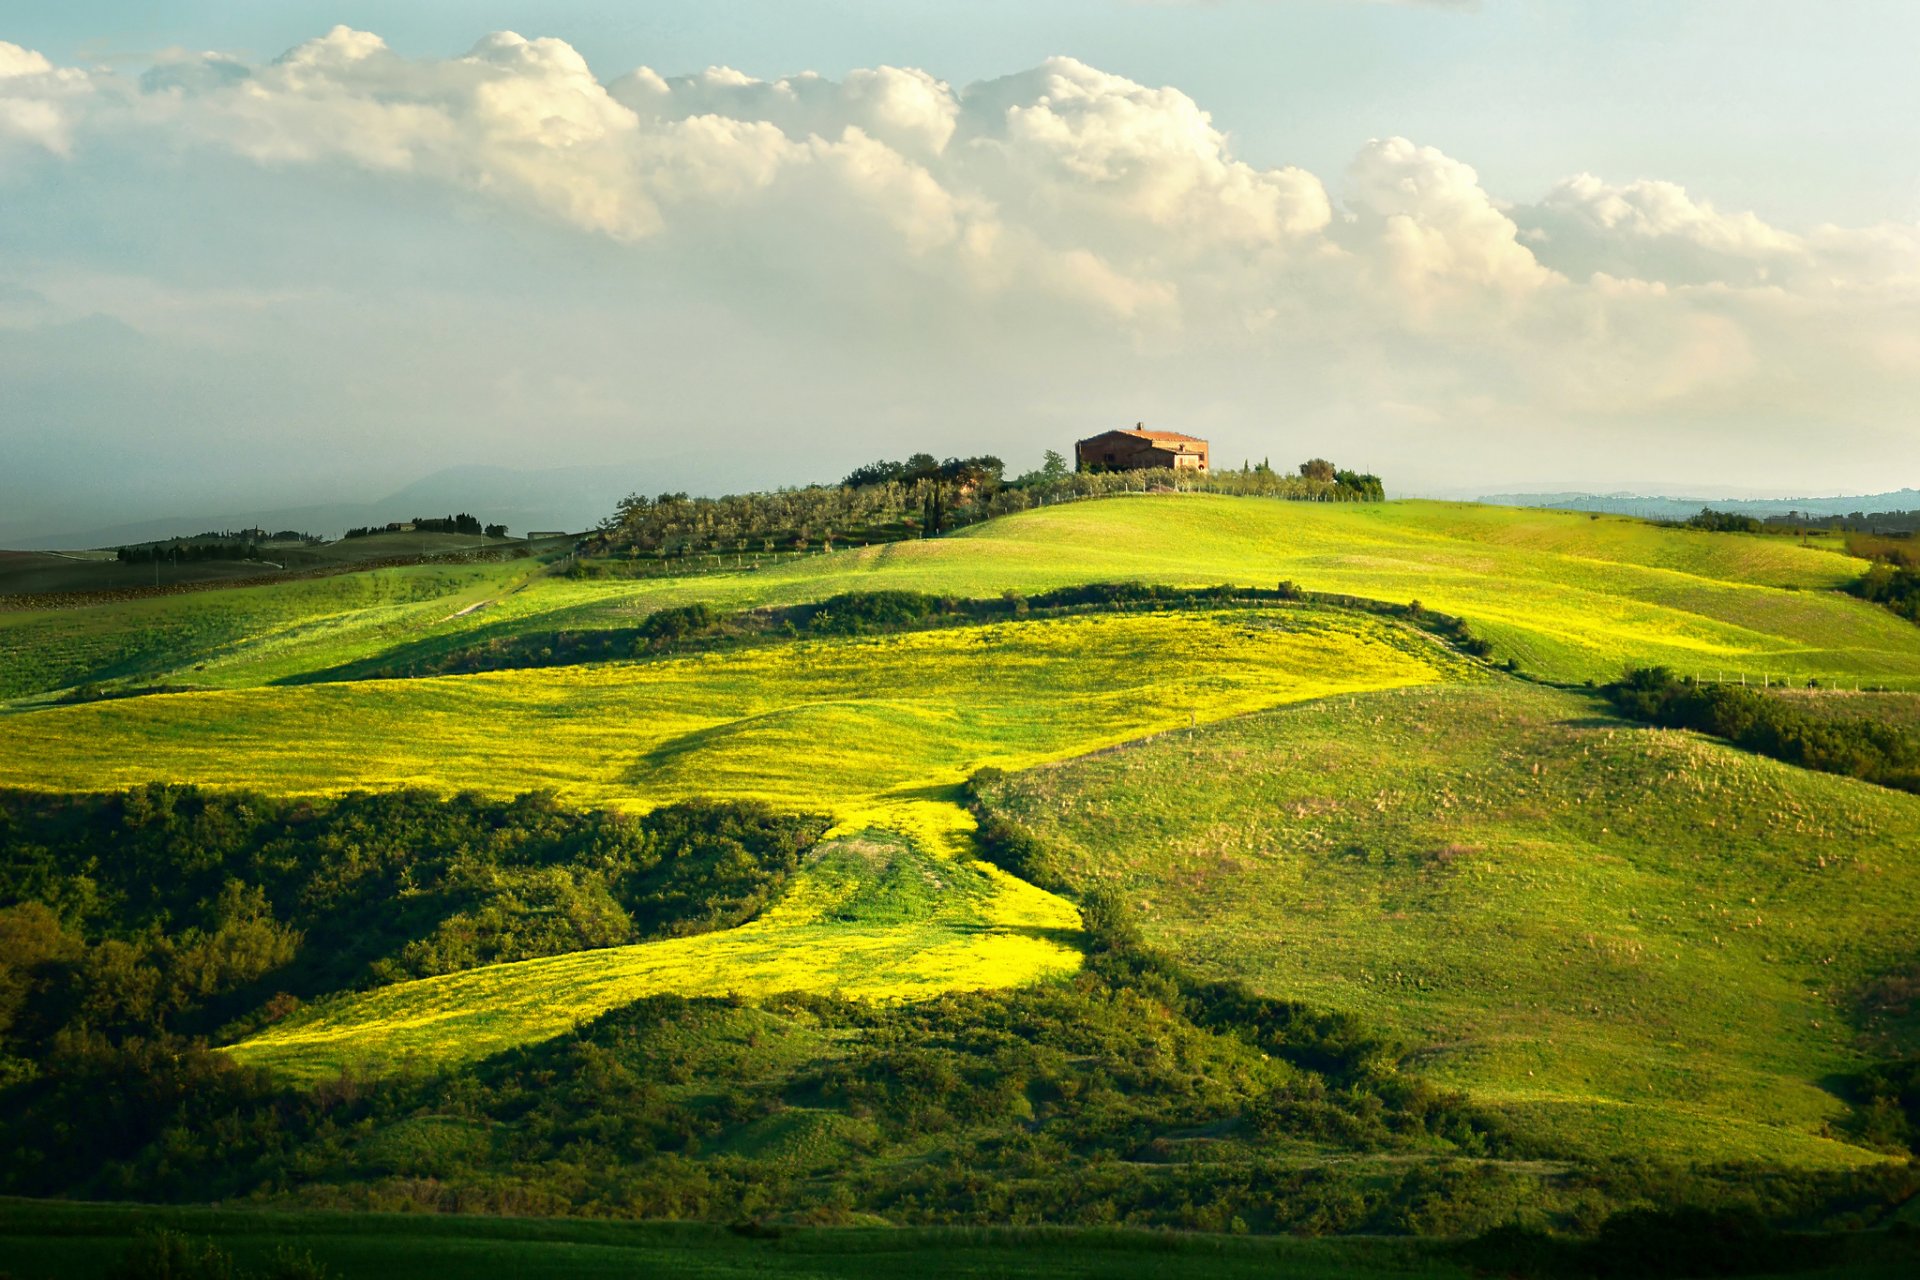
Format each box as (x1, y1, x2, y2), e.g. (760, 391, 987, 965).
(0, 1200, 1476, 1280)
(977, 680, 1920, 1168)
(4, 492, 1920, 1237)
(5, 498, 1915, 704)
(0, 606, 1463, 1077)
(9, 1198, 1920, 1280)
(227, 827, 1084, 1082)
(0, 557, 544, 701)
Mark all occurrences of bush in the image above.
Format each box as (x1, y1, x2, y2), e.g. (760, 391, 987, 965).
(1685, 508, 1766, 534)
(804, 591, 948, 635)
(1854, 560, 1920, 623)
(638, 602, 717, 646)
(1604, 668, 1920, 793)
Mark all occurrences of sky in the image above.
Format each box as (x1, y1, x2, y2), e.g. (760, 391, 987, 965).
(2, 1, 1918, 539)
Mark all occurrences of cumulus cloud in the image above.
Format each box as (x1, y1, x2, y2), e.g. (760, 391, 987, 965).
(0, 31, 1356, 324)
(1342, 137, 1557, 303)
(0, 39, 92, 154)
(1, 27, 1916, 493)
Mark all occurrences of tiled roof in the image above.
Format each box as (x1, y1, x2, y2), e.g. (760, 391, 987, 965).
(1125, 429, 1205, 444)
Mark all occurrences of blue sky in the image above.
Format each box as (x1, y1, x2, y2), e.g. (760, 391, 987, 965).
(2, 2, 1917, 538)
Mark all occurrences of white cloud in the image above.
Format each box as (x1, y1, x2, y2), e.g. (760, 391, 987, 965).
(0, 39, 91, 154)
(1341, 136, 1557, 303)
(1, 28, 1916, 496)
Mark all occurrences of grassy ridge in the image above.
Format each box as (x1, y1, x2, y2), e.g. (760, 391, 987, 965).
(5, 498, 1915, 702)
(0, 610, 1462, 809)
(976, 681, 1920, 1168)
(0, 559, 538, 700)
(227, 826, 1082, 1082)
(0, 608, 1459, 1076)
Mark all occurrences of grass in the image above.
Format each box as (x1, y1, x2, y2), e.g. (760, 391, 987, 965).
(0, 1199, 1484, 1280)
(0, 557, 545, 701)
(7, 495, 1919, 1166)
(0, 607, 1459, 1078)
(978, 680, 1920, 1169)
(227, 824, 1083, 1082)
(0, 609, 1462, 810)
(9, 1199, 1920, 1279)
(6, 497, 1917, 702)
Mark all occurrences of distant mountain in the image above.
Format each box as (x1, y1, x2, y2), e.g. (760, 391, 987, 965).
(1479, 488, 1920, 522)
(3, 463, 694, 552)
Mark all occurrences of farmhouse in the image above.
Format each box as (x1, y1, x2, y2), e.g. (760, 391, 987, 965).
(1075, 425, 1210, 474)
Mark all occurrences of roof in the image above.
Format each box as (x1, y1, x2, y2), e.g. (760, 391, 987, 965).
(1076, 428, 1208, 447)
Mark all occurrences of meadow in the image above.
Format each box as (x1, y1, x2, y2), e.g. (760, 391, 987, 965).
(0, 609, 1461, 809)
(227, 829, 1084, 1082)
(0, 557, 542, 701)
(0, 1200, 1484, 1280)
(5, 497, 1916, 704)
(1, 607, 1466, 1076)
(977, 680, 1920, 1168)
(5, 494, 1920, 1250)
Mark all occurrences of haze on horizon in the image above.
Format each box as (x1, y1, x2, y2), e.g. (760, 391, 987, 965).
(3, 0, 1918, 542)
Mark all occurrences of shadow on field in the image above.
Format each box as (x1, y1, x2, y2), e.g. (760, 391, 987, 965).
(1553, 715, 1633, 730)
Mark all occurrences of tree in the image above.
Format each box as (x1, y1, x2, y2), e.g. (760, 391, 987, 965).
(1299, 458, 1336, 483)
(1040, 449, 1069, 480)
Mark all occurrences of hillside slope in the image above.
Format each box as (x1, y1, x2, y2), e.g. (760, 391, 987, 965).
(4, 495, 1917, 1180)
(977, 681, 1920, 1168)
(5, 497, 1911, 703)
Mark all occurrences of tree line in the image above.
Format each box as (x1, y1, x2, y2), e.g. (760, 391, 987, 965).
(1852, 560, 1920, 623)
(593, 452, 1384, 562)
(115, 542, 271, 565)
(344, 514, 509, 539)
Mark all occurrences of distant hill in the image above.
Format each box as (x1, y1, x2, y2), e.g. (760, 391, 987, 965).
(1480, 487, 1920, 521)
(1, 463, 677, 552)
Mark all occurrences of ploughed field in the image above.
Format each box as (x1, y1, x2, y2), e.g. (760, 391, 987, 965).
(3, 493, 1919, 1184)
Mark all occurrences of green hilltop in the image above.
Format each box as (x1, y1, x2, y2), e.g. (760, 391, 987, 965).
(3, 491, 1920, 1269)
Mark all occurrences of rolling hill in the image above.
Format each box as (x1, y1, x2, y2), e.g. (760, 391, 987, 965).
(975, 681, 1920, 1168)
(4, 491, 1920, 1258)
(4, 497, 1915, 707)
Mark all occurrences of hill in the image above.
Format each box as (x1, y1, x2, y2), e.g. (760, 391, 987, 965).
(4, 492, 1920, 1258)
(4, 497, 1915, 706)
(0, 463, 637, 553)
(0, 532, 539, 601)
(974, 681, 1920, 1169)
(1481, 489, 1920, 522)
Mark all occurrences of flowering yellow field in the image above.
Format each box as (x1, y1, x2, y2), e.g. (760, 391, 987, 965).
(11, 497, 1912, 707)
(0, 609, 1466, 810)
(0, 607, 1468, 1078)
(228, 807, 1084, 1082)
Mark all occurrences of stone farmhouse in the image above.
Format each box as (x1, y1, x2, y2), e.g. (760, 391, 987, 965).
(1074, 425, 1210, 474)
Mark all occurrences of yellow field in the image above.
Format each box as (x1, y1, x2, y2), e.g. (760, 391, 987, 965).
(229, 807, 1082, 1082)
(0, 607, 1468, 1078)
(8, 497, 1915, 702)
(0, 610, 1464, 810)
